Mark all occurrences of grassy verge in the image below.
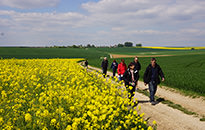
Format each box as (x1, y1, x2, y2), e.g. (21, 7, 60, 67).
(136, 89, 196, 115)
(200, 117, 205, 121)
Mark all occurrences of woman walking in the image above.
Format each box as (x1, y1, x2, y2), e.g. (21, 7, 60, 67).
(111, 60, 118, 77)
(123, 63, 139, 101)
(117, 59, 127, 81)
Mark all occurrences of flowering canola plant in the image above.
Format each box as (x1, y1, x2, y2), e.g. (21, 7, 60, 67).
(0, 59, 154, 130)
(141, 46, 205, 50)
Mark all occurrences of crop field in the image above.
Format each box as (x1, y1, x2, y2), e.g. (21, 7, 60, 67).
(0, 47, 205, 96)
(142, 46, 205, 50)
(114, 54, 205, 96)
(0, 58, 154, 129)
(0, 47, 109, 69)
(89, 47, 205, 56)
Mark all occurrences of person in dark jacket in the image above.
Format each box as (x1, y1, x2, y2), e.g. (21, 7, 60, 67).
(101, 57, 108, 77)
(143, 57, 165, 105)
(123, 62, 139, 101)
(132, 56, 141, 84)
(111, 60, 118, 77)
(85, 60, 88, 69)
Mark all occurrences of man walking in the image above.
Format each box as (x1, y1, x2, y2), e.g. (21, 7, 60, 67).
(143, 58, 165, 105)
(132, 56, 141, 86)
(101, 57, 108, 77)
(85, 60, 88, 69)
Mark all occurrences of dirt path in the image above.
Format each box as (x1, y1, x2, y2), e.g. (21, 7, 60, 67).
(134, 93, 205, 130)
(110, 54, 173, 58)
(86, 65, 205, 130)
(137, 81, 205, 117)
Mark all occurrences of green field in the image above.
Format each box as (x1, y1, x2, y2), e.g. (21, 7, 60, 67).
(89, 47, 205, 56)
(0, 47, 109, 67)
(0, 47, 205, 96)
(114, 55, 205, 96)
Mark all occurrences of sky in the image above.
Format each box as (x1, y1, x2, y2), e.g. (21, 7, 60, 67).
(0, 0, 205, 47)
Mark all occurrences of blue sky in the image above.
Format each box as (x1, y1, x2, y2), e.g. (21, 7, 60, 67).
(0, 0, 205, 46)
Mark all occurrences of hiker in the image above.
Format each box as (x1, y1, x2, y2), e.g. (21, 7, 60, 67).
(85, 60, 88, 69)
(132, 56, 141, 72)
(111, 60, 118, 77)
(123, 62, 139, 101)
(117, 59, 127, 81)
(143, 57, 165, 105)
(132, 56, 141, 85)
(101, 57, 108, 77)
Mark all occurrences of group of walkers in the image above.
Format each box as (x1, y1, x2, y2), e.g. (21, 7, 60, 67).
(101, 56, 165, 105)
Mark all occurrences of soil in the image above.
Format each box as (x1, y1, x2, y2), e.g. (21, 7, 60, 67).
(110, 54, 173, 58)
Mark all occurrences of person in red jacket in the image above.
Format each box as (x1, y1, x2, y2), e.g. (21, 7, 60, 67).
(117, 59, 127, 81)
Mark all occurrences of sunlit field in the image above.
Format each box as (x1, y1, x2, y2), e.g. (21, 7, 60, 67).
(0, 59, 154, 129)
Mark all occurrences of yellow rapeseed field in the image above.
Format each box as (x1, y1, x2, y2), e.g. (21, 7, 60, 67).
(142, 46, 205, 50)
(0, 59, 154, 130)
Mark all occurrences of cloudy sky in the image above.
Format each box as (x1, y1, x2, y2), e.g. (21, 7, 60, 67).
(0, 0, 205, 46)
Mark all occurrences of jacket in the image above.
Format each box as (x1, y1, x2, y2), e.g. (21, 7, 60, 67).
(132, 61, 141, 78)
(143, 63, 164, 84)
(101, 60, 108, 69)
(111, 62, 118, 70)
(123, 68, 139, 86)
(117, 63, 127, 75)
(132, 61, 141, 71)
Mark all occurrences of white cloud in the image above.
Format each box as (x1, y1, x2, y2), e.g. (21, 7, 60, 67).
(0, 0, 60, 9)
(0, 0, 205, 46)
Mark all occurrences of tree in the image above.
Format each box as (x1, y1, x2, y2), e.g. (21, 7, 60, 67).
(72, 45, 78, 48)
(87, 44, 91, 48)
(117, 43, 124, 47)
(124, 42, 133, 47)
(136, 43, 142, 47)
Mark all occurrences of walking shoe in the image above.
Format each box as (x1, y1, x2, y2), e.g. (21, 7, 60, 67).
(151, 101, 156, 105)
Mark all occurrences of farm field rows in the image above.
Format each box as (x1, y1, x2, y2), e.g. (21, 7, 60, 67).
(0, 47, 205, 96)
(113, 54, 205, 96)
(89, 47, 205, 56)
(0, 59, 154, 129)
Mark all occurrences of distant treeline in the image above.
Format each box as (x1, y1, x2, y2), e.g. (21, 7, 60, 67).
(48, 42, 142, 48)
(1, 42, 142, 48)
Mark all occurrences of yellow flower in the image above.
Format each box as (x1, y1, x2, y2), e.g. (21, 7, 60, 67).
(25, 113, 32, 122)
(1, 90, 7, 98)
(50, 119, 57, 125)
(0, 58, 153, 129)
(148, 126, 153, 130)
(66, 125, 72, 130)
(153, 120, 157, 125)
(129, 86, 133, 90)
(70, 106, 75, 111)
(138, 105, 141, 111)
(42, 127, 48, 130)
(0, 117, 3, 124)
(140, 113, 144, 117)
